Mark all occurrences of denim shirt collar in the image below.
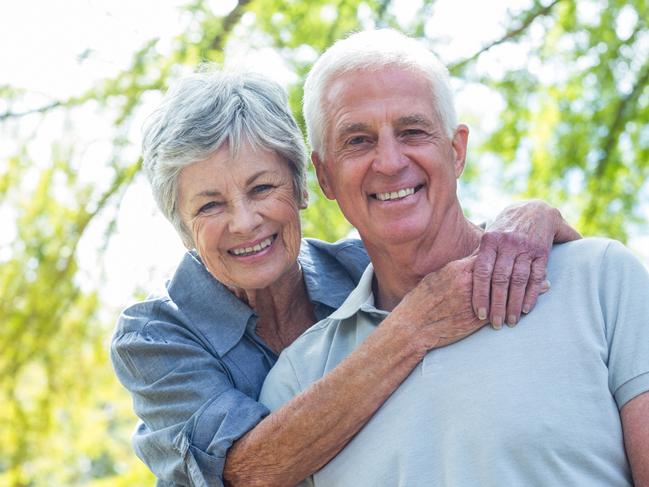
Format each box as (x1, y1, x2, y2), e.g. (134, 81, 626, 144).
(167, 250, 256, 358)
(299, 242, 360, 312)
(167, 241, 360, 358)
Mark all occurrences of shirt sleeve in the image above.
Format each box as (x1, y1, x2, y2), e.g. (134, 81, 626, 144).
(599, 240, 649, 408)
(111, 320, 269, 487)
(257, 349, 302, 412)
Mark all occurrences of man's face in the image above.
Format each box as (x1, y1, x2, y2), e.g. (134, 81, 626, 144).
(314, 66, 468, 248)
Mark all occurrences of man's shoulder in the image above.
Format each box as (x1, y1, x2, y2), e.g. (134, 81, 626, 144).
(284, 315, 349, 363)
(283, 310, 369, 389)
(550, 237, 645, 273)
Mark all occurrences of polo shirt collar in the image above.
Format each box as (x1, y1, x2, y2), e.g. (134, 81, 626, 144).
(329, 263, 378, 320)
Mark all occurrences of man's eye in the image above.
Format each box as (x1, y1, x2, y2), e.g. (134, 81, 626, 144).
(348, 136, 369, 146)
(402, 129, 425, 137)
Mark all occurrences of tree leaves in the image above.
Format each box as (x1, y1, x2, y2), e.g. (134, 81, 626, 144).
(1, 0, 646, 483)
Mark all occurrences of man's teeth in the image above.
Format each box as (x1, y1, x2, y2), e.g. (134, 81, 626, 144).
(232, 237, 274, 256)
(375, 187, 415, 201)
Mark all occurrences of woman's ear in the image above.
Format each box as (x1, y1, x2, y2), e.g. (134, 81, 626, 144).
(299, 189, 309, 209)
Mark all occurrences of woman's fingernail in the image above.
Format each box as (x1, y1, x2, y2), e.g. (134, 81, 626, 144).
(507, 315, 517, 327)
(492, 316, 503, 329)
(478, 308, 487, 320)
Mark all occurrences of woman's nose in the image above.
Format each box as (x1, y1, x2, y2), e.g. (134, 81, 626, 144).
(228, 200, 263, 234)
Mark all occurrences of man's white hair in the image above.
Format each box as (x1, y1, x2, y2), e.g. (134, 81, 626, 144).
(303, 29, 458, 159)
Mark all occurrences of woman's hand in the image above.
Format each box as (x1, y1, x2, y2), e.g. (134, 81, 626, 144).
(472, 200, 581, 329)
(392, 256, 487, 355)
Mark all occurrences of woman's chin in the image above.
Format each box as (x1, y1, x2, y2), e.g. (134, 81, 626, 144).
(218, 262, 297, 294)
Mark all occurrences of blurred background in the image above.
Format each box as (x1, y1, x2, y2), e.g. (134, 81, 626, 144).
(1, 0, 647, 484)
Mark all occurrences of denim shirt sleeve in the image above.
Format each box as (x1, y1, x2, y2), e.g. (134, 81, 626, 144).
(111, 316, 269, 487)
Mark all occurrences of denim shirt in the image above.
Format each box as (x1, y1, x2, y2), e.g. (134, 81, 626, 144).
(110, 238, 369, 487)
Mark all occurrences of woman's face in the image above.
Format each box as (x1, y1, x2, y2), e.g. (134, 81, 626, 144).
(177, 142, 303, 291)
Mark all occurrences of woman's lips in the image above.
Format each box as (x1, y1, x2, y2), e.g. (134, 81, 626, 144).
(229, 235, 276, 256)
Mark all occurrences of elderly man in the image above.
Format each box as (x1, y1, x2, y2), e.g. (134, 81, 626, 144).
(260, 29, 649, 486)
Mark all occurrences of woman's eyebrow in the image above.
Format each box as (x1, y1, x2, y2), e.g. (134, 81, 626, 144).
(246, 170, 270, 186)
(191, 189, 222, 202)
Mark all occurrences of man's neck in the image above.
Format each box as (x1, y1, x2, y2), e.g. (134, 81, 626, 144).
(365, 207, 483, 311)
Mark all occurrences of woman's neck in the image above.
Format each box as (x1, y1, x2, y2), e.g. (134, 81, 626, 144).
(242, 263, 316, 354)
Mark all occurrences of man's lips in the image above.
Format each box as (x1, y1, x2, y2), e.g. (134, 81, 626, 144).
(371, 184, 424, 201)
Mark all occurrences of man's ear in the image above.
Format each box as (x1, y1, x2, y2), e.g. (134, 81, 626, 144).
(312, 151, 336, 200)
(451, 124, 469, 178)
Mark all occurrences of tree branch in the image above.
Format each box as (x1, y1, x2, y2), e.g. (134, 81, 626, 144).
(449, 0, 563, 74)
(594, 63, 649, 178)
(209, 0, 253, 52)
(580, 58, 649, 224)
(0, 101, 62, 121)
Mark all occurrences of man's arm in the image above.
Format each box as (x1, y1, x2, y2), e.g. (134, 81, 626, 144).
(473, 200, 580, 328)
(602, 240, 649, 487)
(225, 257, 485, 487)
(621, 391, 649, 486)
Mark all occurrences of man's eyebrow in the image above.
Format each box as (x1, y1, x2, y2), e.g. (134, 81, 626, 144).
(395, 114, 435, 128)
(336, 122, 372, 137)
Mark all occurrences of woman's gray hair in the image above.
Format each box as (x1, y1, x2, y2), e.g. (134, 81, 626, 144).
(142, 67, 308, 248)
(303, 29, 458, 159)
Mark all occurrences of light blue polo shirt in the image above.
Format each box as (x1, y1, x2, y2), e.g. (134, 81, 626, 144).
(260, 238, 649, 486)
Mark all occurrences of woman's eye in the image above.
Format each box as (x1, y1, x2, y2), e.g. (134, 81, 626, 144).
(252, 184, 274, 194)
(197, 201, 222, 214)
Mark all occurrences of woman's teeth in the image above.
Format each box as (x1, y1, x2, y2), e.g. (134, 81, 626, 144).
(231, 236, 274, 256)
(375, 187, 415, 201)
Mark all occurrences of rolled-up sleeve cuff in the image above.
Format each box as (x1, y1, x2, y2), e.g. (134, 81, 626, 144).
(173, 389, 270, 487)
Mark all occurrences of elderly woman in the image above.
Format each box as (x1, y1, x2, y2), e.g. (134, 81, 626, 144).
(111, 68, 577, 487)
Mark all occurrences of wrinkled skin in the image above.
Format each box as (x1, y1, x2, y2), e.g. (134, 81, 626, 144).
(474, 200, 581, 328)
(395, 255, 487, 351)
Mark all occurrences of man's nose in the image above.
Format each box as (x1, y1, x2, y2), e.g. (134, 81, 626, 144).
(228, 199, 263, 234)
(372, 136, 408, 175)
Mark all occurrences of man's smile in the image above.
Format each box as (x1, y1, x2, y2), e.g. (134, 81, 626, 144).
(371, 184, 424, 201)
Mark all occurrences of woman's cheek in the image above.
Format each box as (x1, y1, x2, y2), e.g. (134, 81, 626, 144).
(190, 217, 207, 250)
(276, 192, 303, 258)
(192, 217, 223, 274)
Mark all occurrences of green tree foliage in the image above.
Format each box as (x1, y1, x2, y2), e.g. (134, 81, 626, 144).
(480, 0, 648, 238)
(0, 0, 646, 484)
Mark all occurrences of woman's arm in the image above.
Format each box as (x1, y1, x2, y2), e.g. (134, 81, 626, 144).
(224, 257, 482, 487)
